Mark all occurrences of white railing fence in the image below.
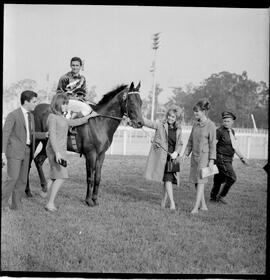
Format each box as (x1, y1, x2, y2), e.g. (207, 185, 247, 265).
(106, 126, 268, 159)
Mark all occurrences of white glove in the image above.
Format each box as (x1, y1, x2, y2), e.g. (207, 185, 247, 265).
(170, 151, 178, 160)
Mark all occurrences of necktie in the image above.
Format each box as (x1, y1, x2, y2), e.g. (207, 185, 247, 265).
(229, 129, 237, 150)
(27, 112, 33, 144)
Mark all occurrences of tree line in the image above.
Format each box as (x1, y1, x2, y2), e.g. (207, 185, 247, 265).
(143, 71, 268, 129)
(3, 70, 268, 129)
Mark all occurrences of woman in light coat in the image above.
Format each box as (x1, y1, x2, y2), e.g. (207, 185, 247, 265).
(143, 105, 184, 210)
(43, 93, 94, 212)
(182, 99, 216, 214)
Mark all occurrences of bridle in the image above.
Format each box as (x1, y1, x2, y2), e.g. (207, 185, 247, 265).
(96, 90, 140, 122)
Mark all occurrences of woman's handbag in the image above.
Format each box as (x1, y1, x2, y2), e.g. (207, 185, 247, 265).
(166, 159, 180, 173)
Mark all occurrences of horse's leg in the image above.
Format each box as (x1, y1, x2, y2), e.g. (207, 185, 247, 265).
(85, 152, 96, 207)
(34, 142, 48, 192)
(92, 153, 106, 206)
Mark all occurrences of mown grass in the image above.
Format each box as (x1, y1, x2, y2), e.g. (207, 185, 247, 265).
(1, 154, 267, 274)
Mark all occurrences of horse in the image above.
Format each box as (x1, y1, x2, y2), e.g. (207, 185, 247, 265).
(26, 82, 143, 207)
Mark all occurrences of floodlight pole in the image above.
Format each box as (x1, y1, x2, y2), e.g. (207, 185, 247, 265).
(150, 33, 160, 121)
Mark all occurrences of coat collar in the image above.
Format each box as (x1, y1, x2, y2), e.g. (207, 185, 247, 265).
(163, 121, 169, 136)
(195, 118, 209, 127)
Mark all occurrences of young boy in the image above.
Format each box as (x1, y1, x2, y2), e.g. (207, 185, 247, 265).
(210, 111, 247, 204)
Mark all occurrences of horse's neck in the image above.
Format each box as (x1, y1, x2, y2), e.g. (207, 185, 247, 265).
(96, 94, 124, 119)
(96, 94, 124, 138)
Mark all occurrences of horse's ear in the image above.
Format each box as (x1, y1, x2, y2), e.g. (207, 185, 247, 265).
(135, 81, 141, 91)
(129, 82, 134, 92)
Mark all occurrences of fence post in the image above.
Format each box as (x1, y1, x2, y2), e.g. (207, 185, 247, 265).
(123, 129, 127, 155)
(264, 136, 268, 160)
(246, 136, 251, 159)
(129, 129, 132, 144)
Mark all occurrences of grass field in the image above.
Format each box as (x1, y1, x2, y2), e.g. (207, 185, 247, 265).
(1, 154, 267, 274)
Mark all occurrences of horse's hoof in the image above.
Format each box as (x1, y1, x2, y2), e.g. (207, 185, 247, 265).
(41, 185, 48, 193)
(85, 200, 95, 207)
(93, 199, 99, 206)
(25, 190, 33, 198)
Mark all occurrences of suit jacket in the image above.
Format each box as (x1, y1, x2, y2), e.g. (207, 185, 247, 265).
(2, 107, 47, 159)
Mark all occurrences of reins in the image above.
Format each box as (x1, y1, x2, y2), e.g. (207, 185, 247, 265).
(93, 114, 123, 121)
(89, 90, 140, 122)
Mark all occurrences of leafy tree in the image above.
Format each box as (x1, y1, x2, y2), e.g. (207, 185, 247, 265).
(163, 71, 268, 128)
(3, 79, 38, 118)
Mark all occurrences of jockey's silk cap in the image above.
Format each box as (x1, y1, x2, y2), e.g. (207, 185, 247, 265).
(222, 111, 236, 120)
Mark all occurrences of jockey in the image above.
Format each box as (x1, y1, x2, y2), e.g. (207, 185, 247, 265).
(56, 57, 98, 132)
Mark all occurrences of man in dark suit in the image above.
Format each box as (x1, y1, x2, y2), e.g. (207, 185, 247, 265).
(2, 90, 48, 210)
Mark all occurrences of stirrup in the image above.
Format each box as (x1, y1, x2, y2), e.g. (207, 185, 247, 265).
(69, 127, 77, 135)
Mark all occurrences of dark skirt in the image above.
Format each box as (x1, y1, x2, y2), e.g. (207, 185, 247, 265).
(163, 160, 177, 184)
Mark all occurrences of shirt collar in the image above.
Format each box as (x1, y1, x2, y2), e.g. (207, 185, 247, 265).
(69, 71, 81, 78)
(21, 106, 29, 114)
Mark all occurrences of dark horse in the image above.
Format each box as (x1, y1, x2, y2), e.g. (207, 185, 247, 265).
(26, 82, 143, 206)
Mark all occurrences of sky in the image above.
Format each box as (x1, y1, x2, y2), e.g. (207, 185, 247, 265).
(3, 4, 269, 103)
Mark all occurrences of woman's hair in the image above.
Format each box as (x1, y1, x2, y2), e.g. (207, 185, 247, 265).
(165, 105, 184, 129)
(50, 93, 69, 115)
(193, 98, 211, 112)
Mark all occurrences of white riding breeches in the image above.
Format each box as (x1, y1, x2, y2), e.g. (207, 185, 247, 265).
(67, 99, 92, 116)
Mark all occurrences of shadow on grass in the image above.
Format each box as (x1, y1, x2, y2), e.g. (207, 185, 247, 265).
(104, 181, 161, 206)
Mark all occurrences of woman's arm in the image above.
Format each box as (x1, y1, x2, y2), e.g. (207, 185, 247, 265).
(184, 125, 194, 156)
(209, 123, 217, 160)
(67, 114, 92, 127)
(142, 117, 159, 130)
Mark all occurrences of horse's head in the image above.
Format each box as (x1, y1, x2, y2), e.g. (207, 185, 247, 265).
(123, 82, 143, 128)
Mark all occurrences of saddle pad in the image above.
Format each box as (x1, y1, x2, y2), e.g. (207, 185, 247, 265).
(68, 99, 92, 116)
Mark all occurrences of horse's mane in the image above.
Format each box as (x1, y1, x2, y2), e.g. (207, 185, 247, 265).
(92, 84, 128, 111)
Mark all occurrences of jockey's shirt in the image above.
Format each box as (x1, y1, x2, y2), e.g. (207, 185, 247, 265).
(57, 71, 87, 94)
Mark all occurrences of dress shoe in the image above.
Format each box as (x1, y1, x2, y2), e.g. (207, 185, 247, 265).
(217, 195, 228, 204)
(44, 205, 58, 212)
(10, 204, 20, 210)
(209, 197, 217, 202)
